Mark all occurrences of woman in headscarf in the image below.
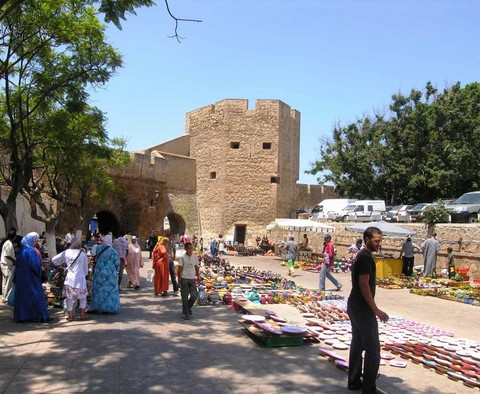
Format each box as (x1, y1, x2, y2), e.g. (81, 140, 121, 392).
(152, 237, 169, 296)
(13, 232, 50, 322)
(125, 236, 143, 289)
(90, 234, 120, 313)
(51, 236, 89, 321)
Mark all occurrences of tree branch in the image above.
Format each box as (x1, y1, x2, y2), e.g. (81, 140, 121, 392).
(164, 0, 202, 43)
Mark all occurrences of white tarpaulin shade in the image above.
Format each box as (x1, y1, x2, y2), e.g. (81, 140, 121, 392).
(345, 221, 416, 237)
(266, 219, 335, 233)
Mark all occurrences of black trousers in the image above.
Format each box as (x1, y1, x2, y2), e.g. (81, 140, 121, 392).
(347, 308, 380, 394)
(402, 256, 414, 276)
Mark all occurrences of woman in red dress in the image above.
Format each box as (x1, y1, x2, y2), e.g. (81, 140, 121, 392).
(152, 237, 169, 296)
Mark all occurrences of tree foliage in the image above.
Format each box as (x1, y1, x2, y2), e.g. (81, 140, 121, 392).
(0, 0, 155, 28)
(308, 82, 480, 205)
(0, 0, 129, 235)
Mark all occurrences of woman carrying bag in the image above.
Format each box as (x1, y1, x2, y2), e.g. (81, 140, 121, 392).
(52, 236, 89, 321)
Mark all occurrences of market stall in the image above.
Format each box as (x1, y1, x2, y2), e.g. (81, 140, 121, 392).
(266, 218, 335, 258)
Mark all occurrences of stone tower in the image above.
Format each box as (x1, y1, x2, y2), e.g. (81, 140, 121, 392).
(187, 99, 300, 244)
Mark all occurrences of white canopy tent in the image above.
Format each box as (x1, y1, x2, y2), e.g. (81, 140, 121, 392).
(266, 218, 335, 233)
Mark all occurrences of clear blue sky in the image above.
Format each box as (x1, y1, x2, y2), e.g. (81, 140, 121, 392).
(90, 0, 480, 184)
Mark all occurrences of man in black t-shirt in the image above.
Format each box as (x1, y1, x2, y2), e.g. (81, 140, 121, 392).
(347, 227, 389, 393)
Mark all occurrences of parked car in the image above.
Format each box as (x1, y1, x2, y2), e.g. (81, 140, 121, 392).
(408, 203, 433, 222)
(334, 200, 386, 222)
(439, 199, 456, 206)
(381, 206, 394, 221)
(384, 205, 413, 222)
(445, 191, 480, 223)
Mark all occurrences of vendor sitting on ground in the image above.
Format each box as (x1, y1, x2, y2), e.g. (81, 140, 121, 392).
(299, 233, 310, 251)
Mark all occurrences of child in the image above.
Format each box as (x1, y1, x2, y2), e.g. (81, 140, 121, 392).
(446, 247, 455, 279)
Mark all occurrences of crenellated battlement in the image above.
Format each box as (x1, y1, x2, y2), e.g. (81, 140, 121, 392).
(185, 98, 298, 122)
(112, 149, 195, 191)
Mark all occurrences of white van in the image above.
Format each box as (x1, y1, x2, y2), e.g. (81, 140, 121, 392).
(310, 199, 357, 220)
(334, 200, 386, 222)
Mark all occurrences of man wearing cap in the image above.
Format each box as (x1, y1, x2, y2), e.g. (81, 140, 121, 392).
(319, 233, 342, 291)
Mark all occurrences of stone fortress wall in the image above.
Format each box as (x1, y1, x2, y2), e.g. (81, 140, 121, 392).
(56, 98, 335, 243)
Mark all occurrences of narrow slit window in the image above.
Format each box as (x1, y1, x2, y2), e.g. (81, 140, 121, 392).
(210, 171, 217, 179)
(230, 142, 240, 149)
(263, 142, 272, 149)
(271, 176, 279, 184)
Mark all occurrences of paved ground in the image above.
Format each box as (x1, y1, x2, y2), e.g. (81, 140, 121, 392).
(0, 253, 478, 393)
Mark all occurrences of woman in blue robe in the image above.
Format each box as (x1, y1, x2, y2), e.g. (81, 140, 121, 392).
(90, 234, 120, 313)
(14, 232, 50, 322)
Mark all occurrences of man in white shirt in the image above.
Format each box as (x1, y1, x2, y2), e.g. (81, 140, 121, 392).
(64, 227, 75, 249)
(1, 228, 17, 302)
(177, 242, 200, 320)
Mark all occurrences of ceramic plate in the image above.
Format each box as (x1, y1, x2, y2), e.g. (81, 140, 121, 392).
(282, 325, 308, 335)
(254, 322, 282, 335)
(269, 315, 287, 323)
(333, 342, 349, 350)
(265, 310, 276, 316)
(471, 352, 480, 361)
(444, 345, 460, 352)
(302, 313, 316, 318)
(305, 318, 324, 326)
(319, 333, 335, 341)
(390, 361, 407, 368)
(456, 349, 472, 357)
(335, 360, 349, 370)
(242, 314, 266, 322)
(381, 353, 395, 360)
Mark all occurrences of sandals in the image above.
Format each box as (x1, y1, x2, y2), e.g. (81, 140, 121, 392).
(66, 316, 73, 322)
(183, 314, 189, 320)
(80, 316, 90, 321)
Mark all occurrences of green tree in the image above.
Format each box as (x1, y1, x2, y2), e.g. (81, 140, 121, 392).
(309, 82, 480, 204)
(0, 0, 155, 27)
(0, 0, 122, 233)
(24, 105, 130, 256)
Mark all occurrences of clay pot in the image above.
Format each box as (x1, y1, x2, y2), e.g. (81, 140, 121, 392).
(223, 292, 232, 305)
(208, 290, 220, 305)
(205, 281, 213, 290)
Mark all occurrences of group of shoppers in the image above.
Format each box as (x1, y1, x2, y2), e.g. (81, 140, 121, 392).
(0, 229, 149, 323)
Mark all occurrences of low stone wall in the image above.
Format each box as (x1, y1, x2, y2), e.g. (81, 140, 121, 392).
(269, 222, 480, 270)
